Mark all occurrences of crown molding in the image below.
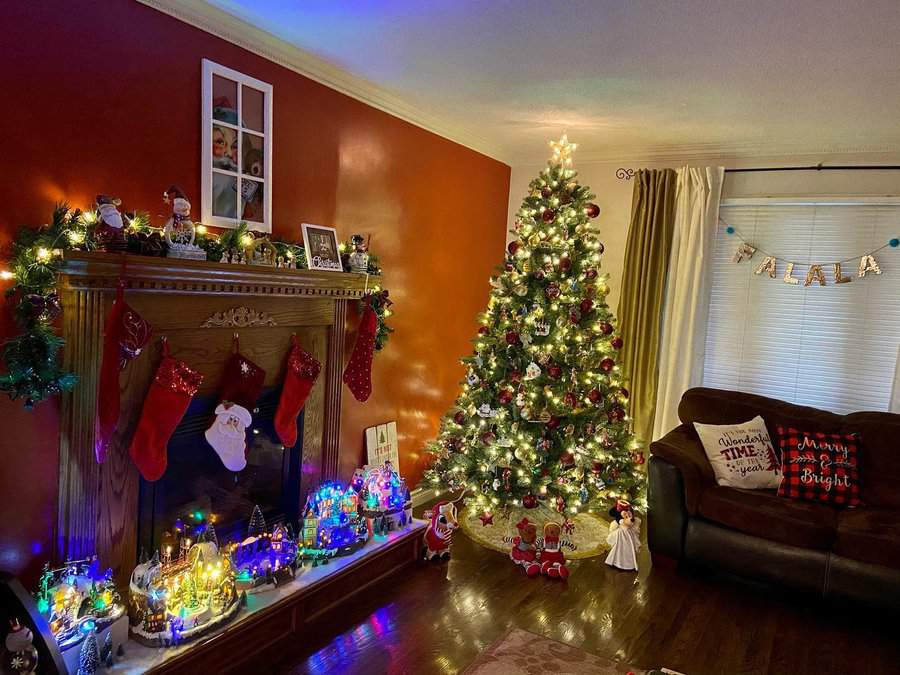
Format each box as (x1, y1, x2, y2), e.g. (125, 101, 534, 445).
(511, 139, 900, 167)
(137, 0, 511, 164)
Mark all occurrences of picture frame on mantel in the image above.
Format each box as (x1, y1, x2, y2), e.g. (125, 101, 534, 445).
(302, 223, 343, 271)
(201, 58, 273, 232)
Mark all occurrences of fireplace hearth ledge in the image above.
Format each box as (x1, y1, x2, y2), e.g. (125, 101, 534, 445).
(110, 520, 426, 674)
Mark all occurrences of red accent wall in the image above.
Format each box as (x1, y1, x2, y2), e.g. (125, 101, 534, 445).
(0, 0, 509, 584)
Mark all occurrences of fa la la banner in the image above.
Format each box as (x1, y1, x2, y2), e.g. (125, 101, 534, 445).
(723, 221, 899, 287)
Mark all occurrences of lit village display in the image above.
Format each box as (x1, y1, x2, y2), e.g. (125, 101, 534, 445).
(32, 557, 128, 672)
(229, 506, 299, 592)
(298, 482, 369, 565)
(357, 461, 413, 537)
(128, 523, 242, 647)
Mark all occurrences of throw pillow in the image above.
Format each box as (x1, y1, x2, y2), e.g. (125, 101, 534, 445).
(693, 416, 781, 489)
(776, 426, 861, 507)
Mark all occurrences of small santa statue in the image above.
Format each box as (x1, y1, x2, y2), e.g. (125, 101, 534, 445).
(605, 499, 641, 571)
(509, 518, 541, 576)
(94, 194, 128, 252)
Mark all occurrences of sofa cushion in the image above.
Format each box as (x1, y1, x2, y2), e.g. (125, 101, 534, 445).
(776, 426, 861, 507)
(843, 412, 900, 510)
(697, 484, 837, 550)
(833, 508, 900, 569)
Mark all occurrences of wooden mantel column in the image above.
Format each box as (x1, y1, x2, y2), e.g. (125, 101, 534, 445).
(55, 252, 368, 582)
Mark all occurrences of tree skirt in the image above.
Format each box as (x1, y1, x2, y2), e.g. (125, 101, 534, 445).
(460, 503, 611, 559)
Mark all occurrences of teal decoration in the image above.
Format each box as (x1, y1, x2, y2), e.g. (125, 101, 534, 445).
(890, 238, 899, 248)
(725, 226, 735, 234)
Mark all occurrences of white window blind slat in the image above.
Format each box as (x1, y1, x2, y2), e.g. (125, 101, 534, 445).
(702, 202, 900, 414)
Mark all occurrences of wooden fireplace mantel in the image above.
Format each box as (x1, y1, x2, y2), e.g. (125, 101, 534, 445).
(56, 252, 370, 584)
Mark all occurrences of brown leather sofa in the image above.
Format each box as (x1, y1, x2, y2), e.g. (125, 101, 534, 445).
(648, 387, 900, 609)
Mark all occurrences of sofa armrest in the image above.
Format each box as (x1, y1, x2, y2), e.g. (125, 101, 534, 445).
(648, 455, 688, 560)
(649, 424, 714, 514)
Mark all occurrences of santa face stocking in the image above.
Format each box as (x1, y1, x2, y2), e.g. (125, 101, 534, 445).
(342, 304, 378, 402)
(97, 283, 152, 462)
(275, 335, 321, 448)
(205, 341, 265, 471)
(129, 340, 203, 481)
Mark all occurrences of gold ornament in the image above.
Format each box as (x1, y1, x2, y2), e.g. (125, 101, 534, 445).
(833, 262, 852, 284)
(755, 256, 777, 278)
(858, 255, 882, 278)
(804, 265, 826, 287)
(732, 243, 757, 263)
(538, 410, 552, 423)
(513, 284, 528, 297)
(783, 262, 800, 285)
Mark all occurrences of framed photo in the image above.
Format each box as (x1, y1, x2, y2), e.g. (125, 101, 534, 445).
(301, 223, 343, 271)
(201, 59, 273, 232)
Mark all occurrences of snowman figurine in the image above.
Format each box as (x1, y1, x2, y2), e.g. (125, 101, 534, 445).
(347, 234, 370, 274)
(2, 620, 38, 674)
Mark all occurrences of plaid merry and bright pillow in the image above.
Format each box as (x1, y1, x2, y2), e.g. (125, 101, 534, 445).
(776, 426, 861, 507)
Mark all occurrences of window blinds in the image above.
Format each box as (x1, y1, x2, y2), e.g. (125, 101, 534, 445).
(703, 199, 900, 415)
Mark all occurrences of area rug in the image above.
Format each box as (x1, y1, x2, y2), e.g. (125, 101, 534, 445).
(462, 628, 641, 675)
(459, 503, 610, 559)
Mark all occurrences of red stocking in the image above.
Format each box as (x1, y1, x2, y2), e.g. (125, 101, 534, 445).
(96, 283, 151, 462)
(275, 336, 321, 447)
(129, 340, 203, 481)
(342, 304, 377, 402)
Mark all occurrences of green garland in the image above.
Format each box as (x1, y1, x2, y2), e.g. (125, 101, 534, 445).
(1, 204, 393, 408)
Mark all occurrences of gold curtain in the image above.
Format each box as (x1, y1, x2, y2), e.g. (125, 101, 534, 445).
(616, 169, 677, 447)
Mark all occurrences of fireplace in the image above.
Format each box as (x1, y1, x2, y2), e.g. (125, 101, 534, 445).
(137, 388, 304, 557)
(55, 252, 367, 584)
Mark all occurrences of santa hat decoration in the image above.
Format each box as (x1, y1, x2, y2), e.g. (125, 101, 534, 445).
(205, 335, 265, 472)
(96, 282, 152, 462)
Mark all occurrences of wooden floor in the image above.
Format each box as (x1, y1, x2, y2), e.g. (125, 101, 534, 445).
(267, 507, 900, 675)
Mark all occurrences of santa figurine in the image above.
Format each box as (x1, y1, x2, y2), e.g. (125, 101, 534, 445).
(509, 518, 541, 576)
(94, 194, 128, 252)
(423, 501, 459, 561)
(539, 522, 570, 579)
(605, 499, 642, 571)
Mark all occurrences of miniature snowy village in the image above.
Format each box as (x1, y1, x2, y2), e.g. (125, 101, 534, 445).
(229, 506, 299, 593)
(357, 461, 413, 537)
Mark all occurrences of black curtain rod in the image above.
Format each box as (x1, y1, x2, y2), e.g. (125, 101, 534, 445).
(725, 164, 900, 174)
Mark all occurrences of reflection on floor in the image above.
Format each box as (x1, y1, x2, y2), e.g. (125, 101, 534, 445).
(267, 504, 900, 675)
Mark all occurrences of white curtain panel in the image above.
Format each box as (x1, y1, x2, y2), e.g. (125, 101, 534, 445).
(652, 166, 724, 440)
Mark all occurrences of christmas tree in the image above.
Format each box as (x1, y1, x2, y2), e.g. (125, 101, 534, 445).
(425, 135, 644, 518)
(76, 629, 100, 675)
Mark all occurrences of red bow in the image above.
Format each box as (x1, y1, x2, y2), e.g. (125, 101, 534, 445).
(515, 518, 531, 531)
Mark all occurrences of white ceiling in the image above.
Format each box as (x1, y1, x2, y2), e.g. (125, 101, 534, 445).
(179, 0, 900, 164)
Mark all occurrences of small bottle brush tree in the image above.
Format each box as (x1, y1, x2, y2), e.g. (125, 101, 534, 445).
(425, 136, 645, 518)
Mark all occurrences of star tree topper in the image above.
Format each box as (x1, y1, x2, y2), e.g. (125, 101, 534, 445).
(549, 134, 577, 168)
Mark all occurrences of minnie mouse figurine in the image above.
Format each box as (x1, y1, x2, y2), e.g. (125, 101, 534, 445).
(605, 499, 642, 571)
(508, 518, 541, 576)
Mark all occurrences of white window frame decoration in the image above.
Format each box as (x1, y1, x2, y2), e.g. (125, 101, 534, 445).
(201, 59, 273, 232)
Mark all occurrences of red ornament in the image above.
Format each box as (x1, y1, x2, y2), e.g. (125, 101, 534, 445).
(559, 257, 572, 273)
(611, 336, 624, 350)
(541, 186, 553, 199)
(588, 388, 602, 404)
(560, 450, 575, 467)
(619, 387, 630, 399)
(510, 370, 522, 382)
(580, 298, 593, 314)
(506, 330, 520, 345)
(564, 391, 578, 408)
(547, 415, 561, 430)
(607, 406, 626, 423)
(586, 203, 601, 218)
(522, 494, 538, 509)
(505, 263, 514, 272)
(569, 309, 582, 324)
(453, 410, 465, 425)
(556, 495, 566, 512)
(478, 325, 489, 335)
(591, 460, 604, 474)
(535, 269, 545, 281)
(481, 430, 496, 444)
(633, 451, 646, 465)
(479, 511, 495, 526)
(545, 282, 561, 299)
(600, 357, 615, 372)
(507, 240, 520, 256)
(599, 322, 614, 335)
(548, 364, 562, 379)
(585, 268, 598, 280)
(498, 389, 513, 404)
(542, 208, 556, 223)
